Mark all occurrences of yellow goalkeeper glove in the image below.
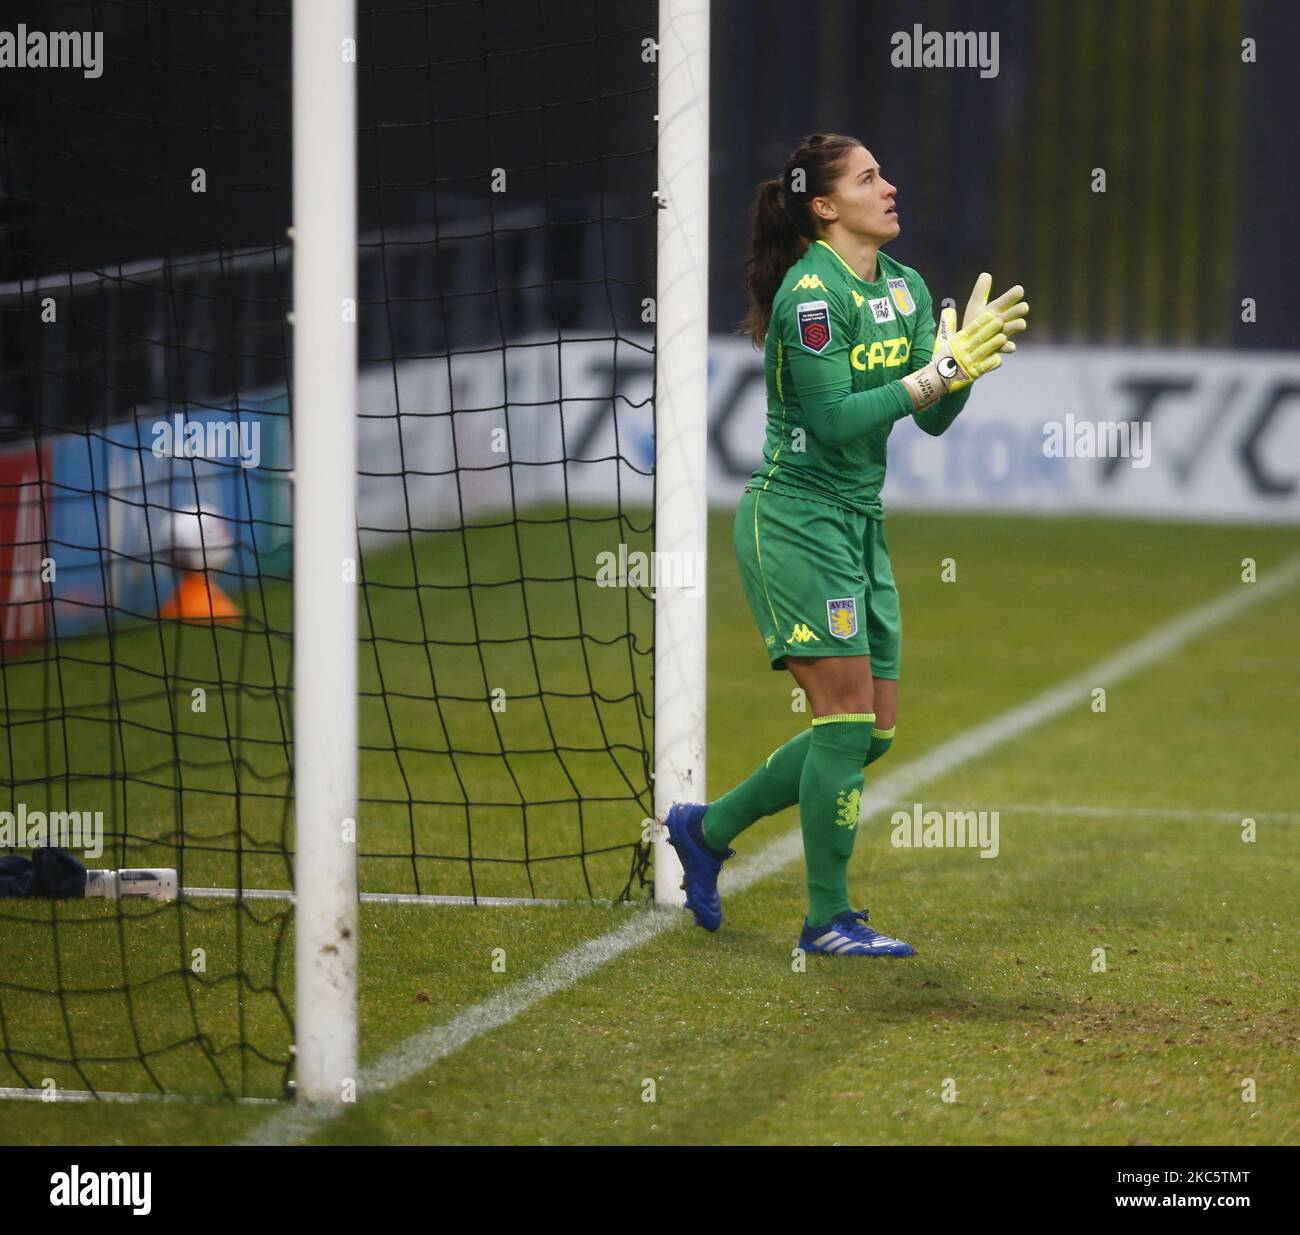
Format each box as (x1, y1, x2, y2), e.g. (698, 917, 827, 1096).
(902, 307, 1006, 409)
(963, 272, 1029, 353)
(901, 275, 1030, 409)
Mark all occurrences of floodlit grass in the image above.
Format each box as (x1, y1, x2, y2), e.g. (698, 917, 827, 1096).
(1, 512, 1297, 1143)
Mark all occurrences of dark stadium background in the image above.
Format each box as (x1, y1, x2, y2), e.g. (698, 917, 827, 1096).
(2, 0, 1296, 443)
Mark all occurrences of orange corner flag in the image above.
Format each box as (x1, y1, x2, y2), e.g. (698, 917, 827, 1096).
(160, 571, 241, 622)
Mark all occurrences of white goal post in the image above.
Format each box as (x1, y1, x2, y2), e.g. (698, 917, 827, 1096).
(292, 0, 359, 1103)
(653, 0, 711, 904)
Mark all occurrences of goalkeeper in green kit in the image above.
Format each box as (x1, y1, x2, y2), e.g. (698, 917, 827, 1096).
(665, 132, 1029, 957)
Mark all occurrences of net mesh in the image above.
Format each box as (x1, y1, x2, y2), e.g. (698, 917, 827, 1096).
(0, 0, 657, 1101)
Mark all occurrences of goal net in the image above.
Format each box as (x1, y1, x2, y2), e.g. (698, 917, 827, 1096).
(0, 0, 678, 1104)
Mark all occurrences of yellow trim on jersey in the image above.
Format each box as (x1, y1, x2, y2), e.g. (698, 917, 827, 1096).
(815, 238, 881, 286)
(760, 337, 786, 485)
(752, 489, 784, 645)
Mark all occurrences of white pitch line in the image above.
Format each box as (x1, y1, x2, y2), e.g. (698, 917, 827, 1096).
(241, 905, 680, 1144)
(726, 553, 1300, 887)
(184, 887, 588, 908)
(0, 1086, 280, 1107)
(241, 554, 1300, 1145)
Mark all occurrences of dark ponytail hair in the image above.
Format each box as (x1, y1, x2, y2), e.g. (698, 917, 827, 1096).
(740, 132, 864, 346)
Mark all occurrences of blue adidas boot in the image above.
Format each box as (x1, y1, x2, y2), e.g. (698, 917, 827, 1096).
(664, 803, 733, 932)
(798, 908, 915, 957)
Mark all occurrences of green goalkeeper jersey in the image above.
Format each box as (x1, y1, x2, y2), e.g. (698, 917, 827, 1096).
(750, 238, 969, 518)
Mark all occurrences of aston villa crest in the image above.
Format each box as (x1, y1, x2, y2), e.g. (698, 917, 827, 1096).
(886, 277, 916, 316)
(826, 597, 858, 639)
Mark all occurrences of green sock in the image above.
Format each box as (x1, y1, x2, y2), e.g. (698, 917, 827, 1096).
(799, 714, 875, 928)
(702, 728, 813, 849)
(866, 725, 894, 766)
(703, 723, 897, 851)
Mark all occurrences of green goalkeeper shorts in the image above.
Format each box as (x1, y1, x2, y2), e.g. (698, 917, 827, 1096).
(733, 484, 902, 679)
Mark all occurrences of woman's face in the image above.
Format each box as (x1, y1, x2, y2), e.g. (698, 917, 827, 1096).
(817, 145, 900, 244)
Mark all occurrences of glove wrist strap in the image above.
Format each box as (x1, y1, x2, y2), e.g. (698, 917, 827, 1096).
(902, 362, 952, 410)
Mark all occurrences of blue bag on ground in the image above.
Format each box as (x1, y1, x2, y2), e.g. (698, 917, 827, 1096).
(0, 847, 88, 898)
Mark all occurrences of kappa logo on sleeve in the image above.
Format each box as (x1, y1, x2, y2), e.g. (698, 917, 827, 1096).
(796, 300, 832, 353)
(791, 273, 828, 293)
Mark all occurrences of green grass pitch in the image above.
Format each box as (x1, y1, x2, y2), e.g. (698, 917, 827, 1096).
(1, 510, 1297, 1144)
